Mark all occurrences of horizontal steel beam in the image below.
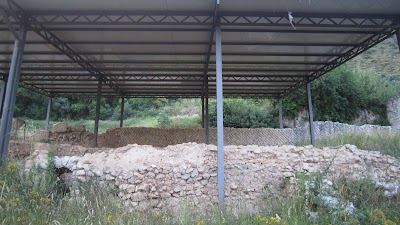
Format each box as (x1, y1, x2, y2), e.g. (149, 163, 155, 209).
(0, 27, 388, 34)
(48, 92, 281, 98)
(26, 82, 294, 88)
(22, 78, 301, 83)
(0, 51, 343, 57)
(0, 40, 368, 47)
(0, 59, 330, 65)
(8, 67, 319, 73)
(13, 10, 398, 29)
(19, 73, 306, 77)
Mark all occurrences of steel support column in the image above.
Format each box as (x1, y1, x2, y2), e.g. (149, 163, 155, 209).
(307, 83, 316, 145)
(279, 98, 283, 129)
(205, 81, 210, 144)
(0, 25, 26, 161)
(201, 93, 205, 128)
(0, 80, 5, 114)
(396, 28, 400, 52)
(215, 23, 225, 210)
(45, 97, 52, 131)
(120, 96, 125, 128)
(93, 80, 102, 147)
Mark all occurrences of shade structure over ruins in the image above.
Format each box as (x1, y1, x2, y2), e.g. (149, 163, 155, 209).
(1, 0, 399, 98)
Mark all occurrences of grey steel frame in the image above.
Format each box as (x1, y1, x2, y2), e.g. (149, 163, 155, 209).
(120, 96, 125, 128)
(307, 83, 315, 146)
(278, 98, 283, 129)
(0, 25, 26, 161)
(45, 97, 52, 131)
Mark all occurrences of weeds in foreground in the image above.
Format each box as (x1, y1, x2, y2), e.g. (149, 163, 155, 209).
(0, 160, 399, 224)
(312, 133, 400, 158)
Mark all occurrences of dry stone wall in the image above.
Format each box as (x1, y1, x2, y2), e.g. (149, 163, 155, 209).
(27, 143, 400, 213)
(388, 95, 400, 128)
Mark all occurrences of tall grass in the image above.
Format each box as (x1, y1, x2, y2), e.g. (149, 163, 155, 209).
(1, 160, 398, 225)
(312, 133, 400, 158)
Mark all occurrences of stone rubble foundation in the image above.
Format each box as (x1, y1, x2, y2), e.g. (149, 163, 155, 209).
(26, 143, 400, 213)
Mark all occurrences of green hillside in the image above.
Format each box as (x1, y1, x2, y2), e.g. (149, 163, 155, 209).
(349, 36, 400, 77)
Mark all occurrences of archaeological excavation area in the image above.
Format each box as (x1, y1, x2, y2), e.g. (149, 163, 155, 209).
(1, 0, 400, 212)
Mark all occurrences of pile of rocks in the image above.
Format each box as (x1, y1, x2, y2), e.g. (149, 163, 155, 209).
(26, 143, 400, 213)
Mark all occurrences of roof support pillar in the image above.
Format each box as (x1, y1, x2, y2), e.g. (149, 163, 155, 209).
(279, 98, 284, 129)
(45, 97, 52, 131)
(201, 93, 205, 128)
(0, 25, 26, 161)
(205, 81, 210, 144)
(396, 28, 400, 52)
(0, 80, 5, 115)
(215, 23, 225, 210)
(93, 80, 102, 147)
(307, 82, 315, 146)
(120, 96, 125, 128)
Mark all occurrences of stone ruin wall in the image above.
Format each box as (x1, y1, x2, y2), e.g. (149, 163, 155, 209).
(28, 143, 400, 213)
(388, 95, 400, 128)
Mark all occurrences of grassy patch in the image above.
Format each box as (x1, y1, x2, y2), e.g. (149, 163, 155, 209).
(1, 160, 398, 225)
(313, 133, 400, 158)
(170, 116, 202, 128)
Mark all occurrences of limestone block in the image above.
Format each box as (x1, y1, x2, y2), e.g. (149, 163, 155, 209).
(53, 122, 68, 133)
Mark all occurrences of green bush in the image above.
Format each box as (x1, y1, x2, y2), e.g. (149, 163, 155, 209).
(158, 112, 172, 128)
(283, 66, 400, 125)
(209, 98, 276, 128)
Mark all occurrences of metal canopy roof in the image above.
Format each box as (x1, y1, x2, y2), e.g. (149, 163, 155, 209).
(0, 0, 399, 98)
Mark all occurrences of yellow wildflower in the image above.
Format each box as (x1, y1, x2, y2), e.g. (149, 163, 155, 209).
(196, 220, 205, 225)
(349, 218, 360, 225)
(256, 214, 268, 223)
(372, 208, 386, 223)
(383, 220, 396, 225)
(6, 162, 17, 173)
(40, 197, 52, 205)
(107, 212, 116, 222)
(10, 197, 20, 205)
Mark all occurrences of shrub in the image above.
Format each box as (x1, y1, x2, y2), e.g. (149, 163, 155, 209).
(209, 98, 276, 128)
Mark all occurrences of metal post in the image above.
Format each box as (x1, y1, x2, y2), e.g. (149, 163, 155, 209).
(396, 28, 400, 52)
(307, 82, 315, 145)
(278, 98, 283, 129)
(205, 82, 210, 144)
(0, 80, 5, 114)
(93, 80, 102, 147)
(45, 97, 52, 131)
(120, 96, 125, 128)
(201, 93, 205, 128)
(0, 25, 26, 161)
(215, 23, 225, 210)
